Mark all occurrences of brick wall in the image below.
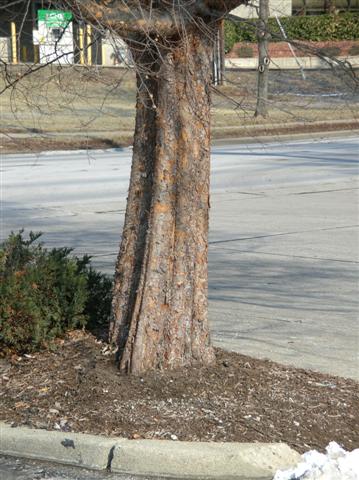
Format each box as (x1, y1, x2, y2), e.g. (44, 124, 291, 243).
(227, 40, 359, 58)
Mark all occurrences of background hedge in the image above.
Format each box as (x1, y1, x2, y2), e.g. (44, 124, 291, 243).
(225, 13, 359, 51)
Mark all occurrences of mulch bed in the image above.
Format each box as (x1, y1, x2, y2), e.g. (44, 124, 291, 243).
(0, 331, 358, 454)
(0, 136, 130, 154)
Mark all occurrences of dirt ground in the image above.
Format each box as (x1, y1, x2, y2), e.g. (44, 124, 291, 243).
(2, 119, 358, 154)
(1, 66, 358, 153)
(0, 330, 358, 454)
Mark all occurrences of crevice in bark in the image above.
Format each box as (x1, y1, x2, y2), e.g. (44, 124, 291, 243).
(110, 29, 217, 374)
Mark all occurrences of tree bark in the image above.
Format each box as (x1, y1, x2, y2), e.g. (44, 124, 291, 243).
(109, 31, 216, 374)
(254, 0, 270, 118)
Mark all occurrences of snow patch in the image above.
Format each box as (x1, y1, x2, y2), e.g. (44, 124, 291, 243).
(273, 442, 359, 480)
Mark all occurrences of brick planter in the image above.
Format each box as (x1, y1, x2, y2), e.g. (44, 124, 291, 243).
(227, 40, 359, 58)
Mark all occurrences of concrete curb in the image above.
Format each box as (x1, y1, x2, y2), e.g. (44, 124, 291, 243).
(0, 423, 114, 471)
(111, 439, 300, 478)
(0, 422, 300, 479)
(225, 55, 359, 70)
(212, 129, 359, 146)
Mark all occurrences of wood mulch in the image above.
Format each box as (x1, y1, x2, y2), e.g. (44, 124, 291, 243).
(0, 331, 358, 454)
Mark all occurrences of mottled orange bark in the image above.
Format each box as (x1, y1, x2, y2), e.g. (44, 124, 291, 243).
(109, 31, 216, 374)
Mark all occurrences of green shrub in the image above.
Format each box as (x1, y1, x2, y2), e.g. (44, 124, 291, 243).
(224, 20, 238, 53)
(84, 267, 113, 340)
(277, 14, 359, 42)
(225, 13, 359, 48)
(0, 231, 112, 354)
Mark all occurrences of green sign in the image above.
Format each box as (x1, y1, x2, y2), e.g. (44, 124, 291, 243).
(38, 10, 72, 28)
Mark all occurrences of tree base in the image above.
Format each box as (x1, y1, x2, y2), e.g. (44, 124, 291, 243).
(109, 31, 216, 374)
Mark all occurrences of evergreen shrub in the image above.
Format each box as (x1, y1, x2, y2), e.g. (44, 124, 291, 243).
(0, 231, 112, 354)
(225, 13, 359, 50)
(224, 20, 239, 53)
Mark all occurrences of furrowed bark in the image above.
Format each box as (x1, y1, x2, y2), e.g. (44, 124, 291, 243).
(61, 1, 244, 36)
(109, 58, 157, 358)
(110, 31, 216, 374)
(255, 0, 270, 118)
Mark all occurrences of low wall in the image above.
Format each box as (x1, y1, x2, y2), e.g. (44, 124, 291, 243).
(228, 40, 359, 59)
(0, 37, 10, 62)
(225, 55, 359, 69)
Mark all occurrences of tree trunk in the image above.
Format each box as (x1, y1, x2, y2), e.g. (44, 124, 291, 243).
(255, 0, 270, 118)
(109, 30, 216, 374)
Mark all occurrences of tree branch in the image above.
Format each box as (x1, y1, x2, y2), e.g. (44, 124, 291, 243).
(61, 1, 179, 36)
(59, 0, 245, 36)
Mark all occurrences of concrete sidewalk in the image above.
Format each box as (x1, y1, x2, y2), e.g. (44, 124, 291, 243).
(0, 423, 300, 479)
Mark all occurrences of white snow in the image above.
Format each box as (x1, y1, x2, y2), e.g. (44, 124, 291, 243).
(273, 442, 359, 480)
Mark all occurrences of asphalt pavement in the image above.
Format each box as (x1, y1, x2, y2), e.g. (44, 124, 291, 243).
(1, 135, 358, 379)
(0, 455, 141, 480)
(0, 454, 270, 480)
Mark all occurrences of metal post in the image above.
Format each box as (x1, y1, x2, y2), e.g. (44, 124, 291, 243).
(79, 26, 85, 65)
(213, 31, 219, 86)
(86, 24, 92, 65)
(255, 0, 270, 117)
(219, 19, 225, 85)
(22, 46, 27, 63)
(11, 22, 18, 64)
(101, 38, 106, 66)
(213, 22, 225, 86)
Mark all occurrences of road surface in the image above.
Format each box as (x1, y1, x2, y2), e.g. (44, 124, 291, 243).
(1, 136, 358, 379)
(0, 455, 154, 480)
(0, 454, 269, 480)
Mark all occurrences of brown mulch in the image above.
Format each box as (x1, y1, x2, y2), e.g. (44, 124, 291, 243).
(0, 136, 131, 154)
(0, 331, 358, 454)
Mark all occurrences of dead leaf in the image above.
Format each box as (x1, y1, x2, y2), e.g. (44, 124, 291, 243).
(15, 401, 29, 409)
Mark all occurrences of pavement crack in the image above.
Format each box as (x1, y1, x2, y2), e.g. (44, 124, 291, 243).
(106, 445, 116, 472)
(209, 224, 359, 245)
(95, 209, 125, 214)
(291, 187, 359, 196)
(217, 247, 359, 264)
